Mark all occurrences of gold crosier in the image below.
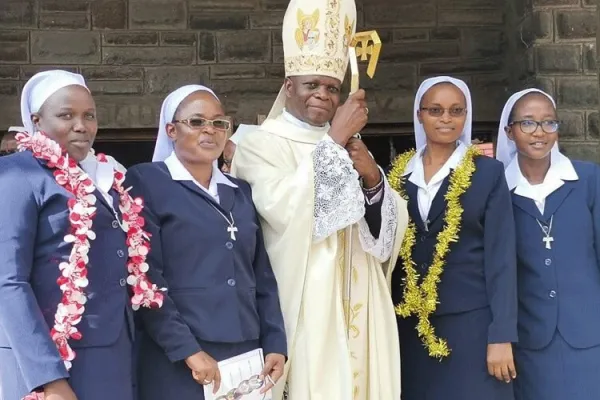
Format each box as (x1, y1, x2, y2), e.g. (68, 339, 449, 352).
(342, 30, 382, 337)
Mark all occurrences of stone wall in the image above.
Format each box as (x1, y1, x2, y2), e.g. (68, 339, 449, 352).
(361, 0, 512, 124)
(0, 0, 598, 160)
(525, 0, 599, 160)
(0, 0, 510, 127)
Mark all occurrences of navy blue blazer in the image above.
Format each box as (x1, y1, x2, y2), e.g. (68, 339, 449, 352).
(0, 151, 133, 393)
(392, 156, 518, 344)
(513, 160, 600, 350)
(125, 163, 287, 362)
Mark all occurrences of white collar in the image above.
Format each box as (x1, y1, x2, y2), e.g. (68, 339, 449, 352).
(505, 152, 578, 191)
(79, 152, 114, 195)
(403, 141, 468, 183)
(164, 151, 237, 198)
(282, 108, 330, 132)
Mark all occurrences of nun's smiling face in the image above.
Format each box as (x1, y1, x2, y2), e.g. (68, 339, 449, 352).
(167, 91, 228, 165)
(506, 93, 558, 162)
(32, 85, 97, 162)
(417, 83, 467, 146)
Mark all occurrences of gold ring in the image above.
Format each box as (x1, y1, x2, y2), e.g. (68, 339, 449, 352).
(364, 107, 369, 115)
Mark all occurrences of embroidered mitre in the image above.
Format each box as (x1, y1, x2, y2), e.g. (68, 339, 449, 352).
(267, 0, 357, 119)
(284, 0, 356, 81)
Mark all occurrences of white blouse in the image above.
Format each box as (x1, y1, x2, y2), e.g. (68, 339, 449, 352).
(80, 153, 117, 206)
(403, 142, 467, 227)
(504, 151, 578, 214)
(164, 151, 238, 205)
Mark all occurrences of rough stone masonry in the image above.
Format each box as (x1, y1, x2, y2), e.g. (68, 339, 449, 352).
(0, 0, 598, 160)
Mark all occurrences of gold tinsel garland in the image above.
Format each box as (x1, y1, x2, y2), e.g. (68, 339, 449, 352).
(387, 146, 480, 359)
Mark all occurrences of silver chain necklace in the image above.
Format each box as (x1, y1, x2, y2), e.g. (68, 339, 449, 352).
(536, 215, 554, 250)
(208, 203, 238, 241)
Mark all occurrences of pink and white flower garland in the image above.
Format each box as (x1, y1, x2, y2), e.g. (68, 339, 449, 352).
(16, 132, 164, 400)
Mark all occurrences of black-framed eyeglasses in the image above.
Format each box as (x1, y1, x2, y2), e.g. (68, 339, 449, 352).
(172, 117, 231, 131)
(420, 107, 467, 118)
(510, 119, 559, 134)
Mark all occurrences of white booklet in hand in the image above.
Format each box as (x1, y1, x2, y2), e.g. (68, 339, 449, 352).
(204, 348, 272, 400)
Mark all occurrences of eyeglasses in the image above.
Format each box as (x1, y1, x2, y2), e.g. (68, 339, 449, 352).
(420, 107, 467, 118)
(172, 117, 231, 131)
(510, 120, 559, 134)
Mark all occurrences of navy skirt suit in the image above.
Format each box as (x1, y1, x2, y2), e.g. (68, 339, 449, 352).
(125, 162, 287, 400)
(511, 161, 600, 400)
(392, 156, 518, 400)
(0, 151, 136, 400)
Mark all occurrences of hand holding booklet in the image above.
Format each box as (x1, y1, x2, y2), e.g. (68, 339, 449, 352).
(204, 348, 272, 400)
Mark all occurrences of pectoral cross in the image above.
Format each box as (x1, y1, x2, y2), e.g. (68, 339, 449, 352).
(543, 236, 554, 249)
(227, 225, 238, 241)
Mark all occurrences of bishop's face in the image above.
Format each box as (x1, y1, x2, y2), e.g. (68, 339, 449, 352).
(284, 75, 342, 127)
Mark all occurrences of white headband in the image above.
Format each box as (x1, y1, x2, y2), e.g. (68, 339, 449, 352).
(414, 76, 472, 150)
(229, 124, 258, 145)
(495, 88, 559, 168)
(152, 84, 219, 162)
(20, 70, 89, 135)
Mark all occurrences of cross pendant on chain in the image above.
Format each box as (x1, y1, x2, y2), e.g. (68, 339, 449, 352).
(228, 225, 238, 241)
(538, 218, 554, 250)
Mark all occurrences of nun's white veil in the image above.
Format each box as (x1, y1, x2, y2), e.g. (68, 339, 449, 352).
(495, 88, 559, 168)
(20, 70, 89, 135)
(414, 76, 472, 150)
(152, 84, 219, 162)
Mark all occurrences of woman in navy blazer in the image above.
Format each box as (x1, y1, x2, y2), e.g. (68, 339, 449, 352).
(389, 76, 518, 400)
(126, 85, 287, 400)
(496, 89, 600, 400)
(0, 71, 157, 400)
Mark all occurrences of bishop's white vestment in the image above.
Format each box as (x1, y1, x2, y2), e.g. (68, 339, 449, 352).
(231, 114, 408, 400)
